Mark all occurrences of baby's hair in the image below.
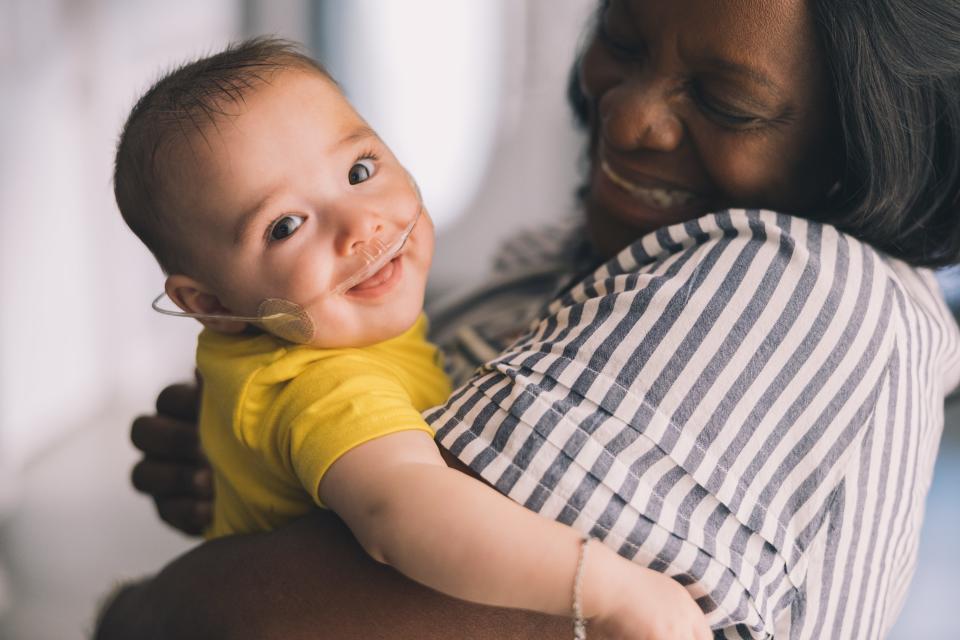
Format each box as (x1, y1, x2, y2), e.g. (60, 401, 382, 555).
(113, 36, 334, 274)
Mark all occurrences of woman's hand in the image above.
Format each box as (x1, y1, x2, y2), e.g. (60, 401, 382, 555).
(130, 377, 213, 535)
(586, 543, 712, 640)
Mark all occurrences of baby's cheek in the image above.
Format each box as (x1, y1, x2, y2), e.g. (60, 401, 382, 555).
(268, 251, 332, 301)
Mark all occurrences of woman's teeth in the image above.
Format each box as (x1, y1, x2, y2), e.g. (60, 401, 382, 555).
(600, 160, 696, 209)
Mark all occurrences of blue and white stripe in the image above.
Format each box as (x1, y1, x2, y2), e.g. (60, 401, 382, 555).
(426, 209, 960, 639)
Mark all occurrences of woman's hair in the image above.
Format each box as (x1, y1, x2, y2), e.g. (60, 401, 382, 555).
(568, 1, 960, 268)
(811, 0, 960, 267)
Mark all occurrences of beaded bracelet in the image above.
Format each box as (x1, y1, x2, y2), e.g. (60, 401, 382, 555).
(572, 536, 590, 640)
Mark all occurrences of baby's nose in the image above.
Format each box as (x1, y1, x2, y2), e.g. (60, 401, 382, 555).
(334, 214, 385, 257)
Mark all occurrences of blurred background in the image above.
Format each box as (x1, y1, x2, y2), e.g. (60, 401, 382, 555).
(0, 1, 956, 638)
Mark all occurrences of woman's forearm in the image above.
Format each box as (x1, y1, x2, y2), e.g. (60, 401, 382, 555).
(95, 509, 570, 640)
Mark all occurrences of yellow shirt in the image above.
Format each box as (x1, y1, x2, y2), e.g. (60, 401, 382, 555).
(196, 314, 451, 539)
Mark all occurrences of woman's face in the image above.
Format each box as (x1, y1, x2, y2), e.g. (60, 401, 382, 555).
(580, 0, 841, 256)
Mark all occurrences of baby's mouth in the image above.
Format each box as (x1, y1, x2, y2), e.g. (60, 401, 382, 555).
(600, 160, 698, 209)
(350, 257, 399, 292)
(331, 210, 420, 295)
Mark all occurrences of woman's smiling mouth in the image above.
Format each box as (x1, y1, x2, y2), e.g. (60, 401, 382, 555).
(599, 159, 699, 210)
(586, 153, 716, 255)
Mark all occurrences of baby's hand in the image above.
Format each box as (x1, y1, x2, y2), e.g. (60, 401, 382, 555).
(585, 544, 711, 640)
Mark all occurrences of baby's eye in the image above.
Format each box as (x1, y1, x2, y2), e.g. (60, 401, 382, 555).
(269, 214, 304, 241)
(348, 158, 375, 185)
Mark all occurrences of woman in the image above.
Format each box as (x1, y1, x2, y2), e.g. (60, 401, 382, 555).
(100, 0, 960, 637)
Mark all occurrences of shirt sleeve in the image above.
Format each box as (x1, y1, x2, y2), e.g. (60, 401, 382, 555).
(274, 354, 435, 507)
(426, 210, 903, 637)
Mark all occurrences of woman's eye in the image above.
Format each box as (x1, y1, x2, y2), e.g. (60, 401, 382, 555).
(269, 214, 304, 241)
(691, 85, 762, 129)
(348, 159, 375, 185)
(701, 101, 761, 128)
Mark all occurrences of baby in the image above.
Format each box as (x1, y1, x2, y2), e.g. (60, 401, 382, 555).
(113, 38, 709, 640)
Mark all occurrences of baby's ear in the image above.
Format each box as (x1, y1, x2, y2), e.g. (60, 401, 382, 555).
(165, 274, 248, 334)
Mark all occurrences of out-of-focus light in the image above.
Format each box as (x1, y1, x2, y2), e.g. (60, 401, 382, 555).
(318, 0, 504, 232)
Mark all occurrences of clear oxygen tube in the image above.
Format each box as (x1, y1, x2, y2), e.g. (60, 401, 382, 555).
(151, 209, 422, 344)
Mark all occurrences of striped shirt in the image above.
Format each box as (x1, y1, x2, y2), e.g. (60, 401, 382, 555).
(425, 209, 960, 639)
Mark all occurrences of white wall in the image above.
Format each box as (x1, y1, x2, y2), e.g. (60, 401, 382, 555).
(431, 0, 596, 295)
(317, 0, 508, 234)
(0, 0, 240, 472)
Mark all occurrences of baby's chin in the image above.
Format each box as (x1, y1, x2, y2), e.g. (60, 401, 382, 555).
(301, 307, 422, 349)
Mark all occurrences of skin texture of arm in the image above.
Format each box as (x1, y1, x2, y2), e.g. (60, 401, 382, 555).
(96, 506, 572, 640)
(115, 383, 572, 640)
(321, 430, 597, 616)
(319, 430, 708, 640)
(120, 385, 710, 639)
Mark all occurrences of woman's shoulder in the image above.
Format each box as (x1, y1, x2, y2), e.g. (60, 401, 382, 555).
(566, 209, 857, 287)
(502, 210, 960, 418)
(552, 209, 954, 333)
(538, 210, 838, 330)
(495, 209, 904, 381)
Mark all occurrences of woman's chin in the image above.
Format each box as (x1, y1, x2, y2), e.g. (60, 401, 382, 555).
(585, 167, 713, 257)
(584, 195, 711, 258)
(582, 203, 628, 258)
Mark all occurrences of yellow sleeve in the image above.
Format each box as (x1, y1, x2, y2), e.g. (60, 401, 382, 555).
(272, 354, 435, 507)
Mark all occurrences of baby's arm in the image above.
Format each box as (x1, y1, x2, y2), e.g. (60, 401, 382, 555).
(320, 430, 710, 640)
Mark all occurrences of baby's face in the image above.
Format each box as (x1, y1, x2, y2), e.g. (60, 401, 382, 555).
(168, 68, 434, 348)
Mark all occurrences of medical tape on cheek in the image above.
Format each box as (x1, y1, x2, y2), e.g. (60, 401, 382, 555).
(256, 298, 315, 343)
(150, 292, 315, 343)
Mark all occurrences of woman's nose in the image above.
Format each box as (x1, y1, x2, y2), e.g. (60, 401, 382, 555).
(599, 78, 684, 153)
